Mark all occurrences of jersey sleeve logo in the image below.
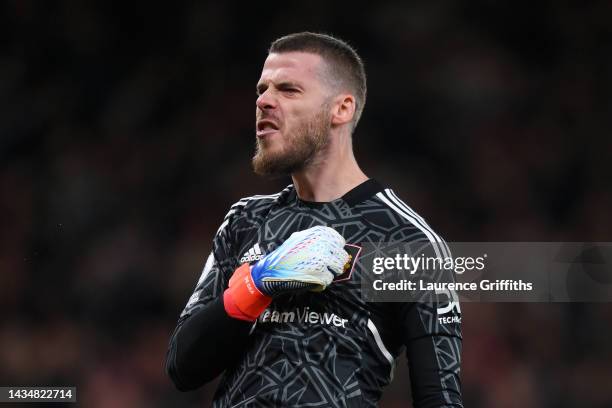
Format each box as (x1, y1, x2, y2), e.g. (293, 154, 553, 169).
(436, 288, 462, 324)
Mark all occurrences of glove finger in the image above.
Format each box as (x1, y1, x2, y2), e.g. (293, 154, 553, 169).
(323, 228, 346, 247)
(327, 248, 350, 276)
(286, 229, 308, 244)
(331, 245, 347, 263)
(318, 268, 335, 286)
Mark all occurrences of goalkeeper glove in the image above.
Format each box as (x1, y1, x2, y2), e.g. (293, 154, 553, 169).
(223, 226, 350, 321)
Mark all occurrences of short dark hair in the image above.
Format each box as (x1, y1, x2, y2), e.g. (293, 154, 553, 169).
(269, 32, 367, 130)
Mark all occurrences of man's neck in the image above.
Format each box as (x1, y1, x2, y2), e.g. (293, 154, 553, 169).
(291, 142, 368, 202)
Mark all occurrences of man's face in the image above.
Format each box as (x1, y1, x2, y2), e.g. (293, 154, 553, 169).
(253, 52, 333, 176)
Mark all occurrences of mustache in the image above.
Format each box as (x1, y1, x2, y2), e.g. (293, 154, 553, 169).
(256, 112, 280, 122)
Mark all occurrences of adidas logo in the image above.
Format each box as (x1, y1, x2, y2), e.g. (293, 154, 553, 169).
(239, 243, 265, 263)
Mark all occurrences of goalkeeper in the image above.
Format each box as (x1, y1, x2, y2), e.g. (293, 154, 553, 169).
(166, 32, 463, 407)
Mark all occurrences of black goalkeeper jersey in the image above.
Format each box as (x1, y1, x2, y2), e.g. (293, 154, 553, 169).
(166, 179, 463, 407)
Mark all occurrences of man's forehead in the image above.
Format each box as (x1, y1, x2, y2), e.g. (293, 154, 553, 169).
(259, 52, 324, 82)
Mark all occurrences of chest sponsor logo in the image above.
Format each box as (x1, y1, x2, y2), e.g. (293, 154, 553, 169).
(258, 306, 349, 328)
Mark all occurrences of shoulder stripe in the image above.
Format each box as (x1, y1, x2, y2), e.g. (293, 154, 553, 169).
(376, 191, 444, 259)
(382, 189, 450, 258)
(216, 218, 230, 235)
(226, 185, 293, 214)
(218, 185, 294, 235)
(228, 193, 279, 212)
(385, 189, 451, 258)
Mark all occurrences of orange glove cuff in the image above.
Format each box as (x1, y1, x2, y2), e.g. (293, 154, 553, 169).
(223, 263, 271, 321)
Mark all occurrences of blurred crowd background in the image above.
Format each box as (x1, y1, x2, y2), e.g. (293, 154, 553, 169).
(2, 1, 612, 407)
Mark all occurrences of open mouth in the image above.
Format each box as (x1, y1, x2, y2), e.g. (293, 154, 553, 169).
(256, 120, 280, 137)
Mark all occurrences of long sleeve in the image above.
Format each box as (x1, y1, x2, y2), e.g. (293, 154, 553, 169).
(166, 296, 253, 390)
(394, 226, 464, 407)
(165, 205, 253, 391)
(400, 299, 463, 408)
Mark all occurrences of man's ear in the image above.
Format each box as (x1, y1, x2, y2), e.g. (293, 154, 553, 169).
(330, 94, 356, 126)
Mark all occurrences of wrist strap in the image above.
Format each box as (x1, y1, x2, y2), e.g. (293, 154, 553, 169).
(223, 263, 271, 321)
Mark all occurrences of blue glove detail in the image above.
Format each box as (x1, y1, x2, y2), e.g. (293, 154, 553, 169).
(250, 226, 350, 297)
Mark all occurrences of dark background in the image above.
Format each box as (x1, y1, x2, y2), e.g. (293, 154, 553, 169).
(2, 1, 612, 407)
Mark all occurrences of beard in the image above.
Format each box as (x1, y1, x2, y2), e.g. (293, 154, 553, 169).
(252, 106, 331, 177)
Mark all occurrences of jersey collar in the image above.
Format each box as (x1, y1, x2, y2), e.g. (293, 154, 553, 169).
(290, 178, 384, 208)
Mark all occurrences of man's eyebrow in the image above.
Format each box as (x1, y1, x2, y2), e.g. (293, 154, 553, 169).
(276, 81, 302, 90)
(256, 80, 302, 94)
(256, 82, 267, 94)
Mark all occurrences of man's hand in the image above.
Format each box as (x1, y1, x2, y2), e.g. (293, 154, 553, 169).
(223, 226, 350, 321)
(252, 226, 350, 295)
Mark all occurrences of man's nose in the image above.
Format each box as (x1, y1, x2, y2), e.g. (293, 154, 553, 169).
(256, 91, 277, 111)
